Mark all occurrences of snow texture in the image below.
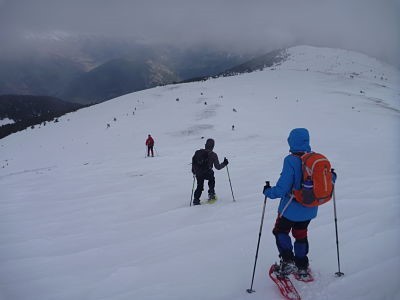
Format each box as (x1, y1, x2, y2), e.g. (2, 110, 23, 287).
(0, 118, 14, 126)
(1, 46, 399, 300)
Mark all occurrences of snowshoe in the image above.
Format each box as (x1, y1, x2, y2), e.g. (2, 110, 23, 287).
(269, 263, 300, 300)
(207, 194, 218, 204)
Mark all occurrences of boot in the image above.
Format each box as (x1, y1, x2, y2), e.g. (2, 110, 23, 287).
(295, 268, 312, 282)
(278, 259, 296, 276)
(297, 268, 310, 277)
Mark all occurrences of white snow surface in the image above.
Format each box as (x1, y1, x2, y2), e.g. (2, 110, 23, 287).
(1, 46, 399, 300)
(0, 118, 14, 126)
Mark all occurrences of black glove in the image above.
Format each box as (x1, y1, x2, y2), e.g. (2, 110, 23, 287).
(263, 181, 271, 194)
(223, 157, 229, 165)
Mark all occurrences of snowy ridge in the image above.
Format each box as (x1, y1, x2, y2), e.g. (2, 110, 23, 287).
(1, 46, 399, 300)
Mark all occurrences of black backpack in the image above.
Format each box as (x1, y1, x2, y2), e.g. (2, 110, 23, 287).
(192, 149, 210, 175)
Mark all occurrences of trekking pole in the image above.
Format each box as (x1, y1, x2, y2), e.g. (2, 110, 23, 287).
(190, 175, 196, 207)
(226, 164, 236, 202)
(154, 146, 158, 157)
(332, 182, 344, 277)
(247, 181, 270, 294)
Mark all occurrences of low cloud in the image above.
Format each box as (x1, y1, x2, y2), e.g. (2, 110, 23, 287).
(0, 0, 399, 66)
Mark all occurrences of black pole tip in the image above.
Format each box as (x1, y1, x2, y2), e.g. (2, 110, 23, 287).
(246, 289, 255, 294)
(335, 272, 345, 277)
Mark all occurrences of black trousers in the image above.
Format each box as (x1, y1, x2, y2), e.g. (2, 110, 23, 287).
(147, 145, 154, 156)
(194, 169, 215, 201)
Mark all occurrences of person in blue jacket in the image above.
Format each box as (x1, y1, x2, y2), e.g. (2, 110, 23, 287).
(263, 128, 316, 278)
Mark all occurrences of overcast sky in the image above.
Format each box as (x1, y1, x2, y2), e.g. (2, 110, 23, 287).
(0, 0, 399, 66)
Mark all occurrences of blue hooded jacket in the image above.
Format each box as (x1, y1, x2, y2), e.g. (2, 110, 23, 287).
(264, 128, 318, 221)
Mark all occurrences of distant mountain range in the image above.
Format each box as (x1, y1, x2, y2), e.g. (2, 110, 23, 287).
(219, 49, 288, 76)
(182, 49, 287, 83)
(61, 58, 179, 104)
(0, 33, 255, 105)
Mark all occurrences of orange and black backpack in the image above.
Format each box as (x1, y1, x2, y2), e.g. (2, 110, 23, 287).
(293, 152, 334, 207)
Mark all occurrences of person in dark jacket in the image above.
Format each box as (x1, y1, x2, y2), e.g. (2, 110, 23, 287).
(263, 128, 317, 279)
(145, 134, 154, 157)
(192, 138, 228, 205)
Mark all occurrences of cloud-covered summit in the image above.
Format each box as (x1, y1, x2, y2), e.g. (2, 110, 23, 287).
(0, 0, 399, 67)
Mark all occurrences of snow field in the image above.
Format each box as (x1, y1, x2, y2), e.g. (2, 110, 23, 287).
(0, 46, 399, 300)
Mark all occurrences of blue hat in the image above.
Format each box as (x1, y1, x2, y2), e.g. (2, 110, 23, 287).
(287, 128, 311, 153)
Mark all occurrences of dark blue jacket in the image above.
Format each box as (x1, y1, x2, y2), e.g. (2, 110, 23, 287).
(264, 128, 318, 221)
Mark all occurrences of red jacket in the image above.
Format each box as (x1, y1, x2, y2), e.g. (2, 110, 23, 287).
(146, 136, 154, 146)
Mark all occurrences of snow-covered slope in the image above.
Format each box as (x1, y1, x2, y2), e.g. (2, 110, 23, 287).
(1, 46, 399, 300)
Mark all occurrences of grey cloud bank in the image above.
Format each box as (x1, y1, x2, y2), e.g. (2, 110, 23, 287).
(0, 0, 399, 67)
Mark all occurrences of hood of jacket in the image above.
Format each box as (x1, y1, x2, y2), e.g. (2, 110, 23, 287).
(205, 138, 215, 150)
(287, 128, 311, 153)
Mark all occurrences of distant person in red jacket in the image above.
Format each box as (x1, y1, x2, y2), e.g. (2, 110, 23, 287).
(145, 134, 155, 157)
